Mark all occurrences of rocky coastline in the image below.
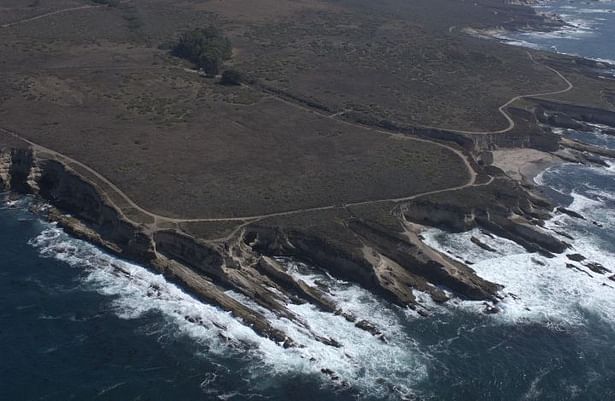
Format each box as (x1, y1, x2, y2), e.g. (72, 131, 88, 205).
(2, 86, 614, 349)
(1, 0, 614, 370)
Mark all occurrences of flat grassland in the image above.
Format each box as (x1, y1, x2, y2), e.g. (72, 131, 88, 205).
(0, 0, 596, 223)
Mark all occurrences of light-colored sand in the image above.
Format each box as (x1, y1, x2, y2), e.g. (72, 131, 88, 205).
(491, 148, 562, 184)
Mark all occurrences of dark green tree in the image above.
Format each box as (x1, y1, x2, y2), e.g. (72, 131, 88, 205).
(220, 69, 242, 85)
(172, 27, 232, 76)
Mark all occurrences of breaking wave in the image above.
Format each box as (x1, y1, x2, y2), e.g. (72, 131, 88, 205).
(28, 221, 429, 400)
(423, 158, 615, 331)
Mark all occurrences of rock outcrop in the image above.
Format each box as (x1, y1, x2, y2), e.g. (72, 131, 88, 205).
(0, 142, 574, 348)
(403, 177, 569, 256)
(535, 99, 615, 128)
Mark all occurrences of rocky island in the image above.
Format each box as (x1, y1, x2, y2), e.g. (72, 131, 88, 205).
(1, 0, 615, 353)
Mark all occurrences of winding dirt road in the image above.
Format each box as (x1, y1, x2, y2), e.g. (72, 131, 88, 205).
(0, 50, 572, 233)
(411, 52, 574, 135)
(0, 4, 574, 235)
(0, 5, 104, 29)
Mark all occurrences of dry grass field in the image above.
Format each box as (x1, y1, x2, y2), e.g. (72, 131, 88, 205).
(1, 0, 612, 226)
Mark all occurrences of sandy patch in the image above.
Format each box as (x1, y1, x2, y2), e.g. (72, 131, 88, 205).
(491, 148, 561, 184)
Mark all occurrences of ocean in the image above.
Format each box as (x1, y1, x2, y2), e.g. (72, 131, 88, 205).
(2, 2, 615, 400)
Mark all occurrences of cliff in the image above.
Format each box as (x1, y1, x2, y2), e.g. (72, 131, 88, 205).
(0, 139, 581, 347)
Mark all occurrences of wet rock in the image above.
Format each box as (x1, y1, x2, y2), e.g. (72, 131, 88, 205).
(429, 289, 449, 304)
(566, 253, 586, 262)
(553, 229, 574, 240)
(471, 236, 497, 252)
(546, 112, 584, 130)
(316, 336, 342, 348)
(584, 262, 611, 275)
(320, 368, 339, 380)
(565, 263, 593, 278)
(561, 137, 615, 159)
(355, 319, 382, 337)
(507, 292, 520, 300)
(483, 302, 499, 314)
(478, 215, 569, 255)
(556, 207, 585, 220)
(583, 154, 610, 167)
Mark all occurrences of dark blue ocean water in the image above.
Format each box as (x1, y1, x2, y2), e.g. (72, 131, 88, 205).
(501, 0, 615, 65)
(2, 182, 615, 401)
(2, 3, 615, 400)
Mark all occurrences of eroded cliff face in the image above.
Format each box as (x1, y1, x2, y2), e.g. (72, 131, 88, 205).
(0, 145, 568, 349)
(535, 99, 615, 128)
(402, 177, 569, 256)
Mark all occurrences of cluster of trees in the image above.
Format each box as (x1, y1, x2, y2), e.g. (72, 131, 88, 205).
(172, 27, 232, 76)
(220, 69, 242, 86)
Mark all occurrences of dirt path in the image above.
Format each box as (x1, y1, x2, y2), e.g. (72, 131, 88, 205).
(0, 5, 104, 29)
(0, 125, 476, 226)
(411, 52, 574, 135)
(0, 43, 573, 237)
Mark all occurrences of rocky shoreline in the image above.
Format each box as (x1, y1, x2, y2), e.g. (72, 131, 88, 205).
(2, 90, 613, 349)
(1, 0, 614, 372)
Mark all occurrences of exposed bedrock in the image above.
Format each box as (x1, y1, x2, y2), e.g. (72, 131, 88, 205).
(534, 99, 615, 128)
(402, 177, 569, 256)
(244, 221, 500, 307)
(37, 159, 155, 261)
(2, 147, 405, 345)
(351, 106, 560, 155)
(559, 137, 615, 159)
(0, 147, 295, 345)
(469, 107, 561, 153)
(347, 220, 500, 301)
(0, 145, 557, 345)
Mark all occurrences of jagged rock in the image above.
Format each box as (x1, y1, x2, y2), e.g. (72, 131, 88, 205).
(556, 207, 585, 220)
(471, 236, 497, 252)
(584, 262, 611, 275)
(478, 215, 568, 255)
(2, 143, 580, 349)
(320, 368, 339, 381)
(355, 319, 383, 337)
(565, 263, 593, 278)
(567, 253, 586, 262)
(429, 290, 449, 304)
(350, 220, 501, 302)
(583, 153, 610, 167)
(483, 303, 499, 314)
(535, 99, 615, 128)
(403, 177, 568, 256)
(553, 229, 574, 240)
(255, 256, 337, 313)
(561, 137, 615, 159)
(546, 112, 584, 130)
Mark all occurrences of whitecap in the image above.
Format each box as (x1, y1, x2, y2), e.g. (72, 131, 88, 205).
(423, 223, 615, 330)
(29, 223, 431, 399)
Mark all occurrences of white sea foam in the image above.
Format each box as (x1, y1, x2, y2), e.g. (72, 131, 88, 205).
(29, 225, 269, 352)
(28, 222, 429, 399)
(426, 157, 615, 327)
(423, 205, 615, 330)
(426, 225, 615, 328)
